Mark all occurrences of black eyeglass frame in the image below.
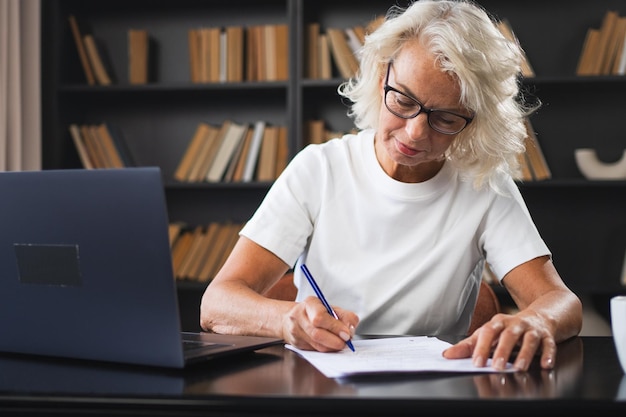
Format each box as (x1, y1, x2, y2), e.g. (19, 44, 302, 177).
(383, 63, 474, 135)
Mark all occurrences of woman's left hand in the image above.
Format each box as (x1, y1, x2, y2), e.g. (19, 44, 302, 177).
(442, 310, 557, 371)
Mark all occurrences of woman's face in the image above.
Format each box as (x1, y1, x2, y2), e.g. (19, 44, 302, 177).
(375, 39, 471, 183)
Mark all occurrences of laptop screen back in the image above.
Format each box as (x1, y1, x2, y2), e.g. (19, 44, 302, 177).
(0, 167, 187, 367)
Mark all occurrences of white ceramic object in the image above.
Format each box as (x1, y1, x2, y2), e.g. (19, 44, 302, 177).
(574, 148, 626, 180)
(611, 295, 626, 374)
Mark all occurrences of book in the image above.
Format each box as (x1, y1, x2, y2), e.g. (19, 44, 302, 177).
(275, 125, 289, 178)
(245, 25, 259, 81)
(174, 123, 211, 182)
(171, 228, 195, 279)
(94, 124, 125, 168)
(610, 16, 626, 75)
(67, 15, 95, 85)
(226, 26, 244, 82)
(168, 222, 186, 247)
(186, 123, 221, 182)
(128, 29, 149, 84)
(523, 118, 551, 180)
(247, 25, 266, 81)
(305, 119, 326, 145)
(576, 28, 602, 75)
(195, 27, 222, 83)
(326, 27, 359, 79)
(305, 23, 320, 79)
(208, 27, 222, 82)
(318, 33, 332, 80)
(230, 128, 255, 182)
(275, 24, 289, 81)
(256, 125, 279, 182)
(79, 124, 107, 168)
(188, 29, 201, 83)
(103, 123, 135, 167)
(206, 121, 249, 182)
(616, 31, 626, 75)
(68, 123, 94, 169)
(83, 34, 112, 85)
(176, 225, 205, 280)
(186, 222, 221, 281)
(219, 30, 227, 82)
(594, 10, 620, 75)
(242, 120, 266, 182)
(264, 25, 277, 81)
(576, 11, 626, 75)
(192, 121, 231, 182)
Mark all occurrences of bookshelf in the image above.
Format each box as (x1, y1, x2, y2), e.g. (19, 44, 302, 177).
(42, 0, 626, 330)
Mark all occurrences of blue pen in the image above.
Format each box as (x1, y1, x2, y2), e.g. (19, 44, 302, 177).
(300, 264, 356, 352)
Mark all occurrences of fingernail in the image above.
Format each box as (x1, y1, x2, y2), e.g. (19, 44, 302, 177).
(494, 357, 505, 370)
(339, 331, 350, 341)
(473, 355, 483, 367)
(515, 358, 527, 371)
(349, 324, 355, 336)
(544, 356, 554, 369)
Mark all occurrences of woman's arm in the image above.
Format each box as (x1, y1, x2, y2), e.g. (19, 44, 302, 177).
(200, 236, 358, 351)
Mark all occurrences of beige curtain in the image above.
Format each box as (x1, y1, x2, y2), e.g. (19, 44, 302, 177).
(0, 0, 40, 171)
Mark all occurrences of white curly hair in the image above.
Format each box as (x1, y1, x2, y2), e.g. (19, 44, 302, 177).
(338, 0, 540, 189)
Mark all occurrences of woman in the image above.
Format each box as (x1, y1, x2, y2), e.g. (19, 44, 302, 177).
(200, 0, 582, 371)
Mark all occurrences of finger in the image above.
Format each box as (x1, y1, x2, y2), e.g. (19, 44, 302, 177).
(332, 307, 359, 335)
(490, 322, 526, 370)
(471, 319, 504, 367)
(442, 335, 476, 359)
(302, 298, 350, 351)
(510, 330, 542, 371)
(539, 336, 556, 369)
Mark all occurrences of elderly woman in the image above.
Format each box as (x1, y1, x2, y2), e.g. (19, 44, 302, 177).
(200, 0, 582, 371)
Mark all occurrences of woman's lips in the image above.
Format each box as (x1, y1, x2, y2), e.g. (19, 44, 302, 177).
(395, 138, 420, 156)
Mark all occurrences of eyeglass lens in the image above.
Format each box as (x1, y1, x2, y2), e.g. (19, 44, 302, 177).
(384, 88, 468, 134)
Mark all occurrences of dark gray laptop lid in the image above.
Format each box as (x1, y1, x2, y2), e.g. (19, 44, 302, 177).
(0, 167, 189, 368)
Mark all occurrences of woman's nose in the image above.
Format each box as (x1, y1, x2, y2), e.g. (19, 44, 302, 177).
(404, 112, 430, 140)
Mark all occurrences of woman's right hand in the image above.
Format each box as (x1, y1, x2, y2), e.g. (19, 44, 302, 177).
(282, 296, 358, 352)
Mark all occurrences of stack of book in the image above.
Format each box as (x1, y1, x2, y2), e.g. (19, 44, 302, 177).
(577, 10, 626, 76)
(68, 15, 113, 85)
(69, 15, 151, 85)
(304, 16, 383, 80)
(188, 23, 288, 83)
(68, 123, 134, 169)
(169, 222, 243, 283)
(173, 120, 288, 183)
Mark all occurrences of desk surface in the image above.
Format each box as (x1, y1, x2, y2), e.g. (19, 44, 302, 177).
(0, 336, 624, 416)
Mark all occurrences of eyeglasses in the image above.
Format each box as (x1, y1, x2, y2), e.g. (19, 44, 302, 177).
(383, 63, 473, 135)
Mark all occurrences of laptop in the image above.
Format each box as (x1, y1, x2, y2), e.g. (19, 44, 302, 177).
(0, 167, 282, 369)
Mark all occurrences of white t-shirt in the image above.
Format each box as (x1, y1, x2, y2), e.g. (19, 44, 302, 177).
(240, 129, 550, 335)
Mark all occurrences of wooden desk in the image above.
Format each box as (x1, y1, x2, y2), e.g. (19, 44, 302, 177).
(0, 336, 624, 416)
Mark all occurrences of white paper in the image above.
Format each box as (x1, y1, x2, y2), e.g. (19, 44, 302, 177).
(285, 336, 515, 378)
